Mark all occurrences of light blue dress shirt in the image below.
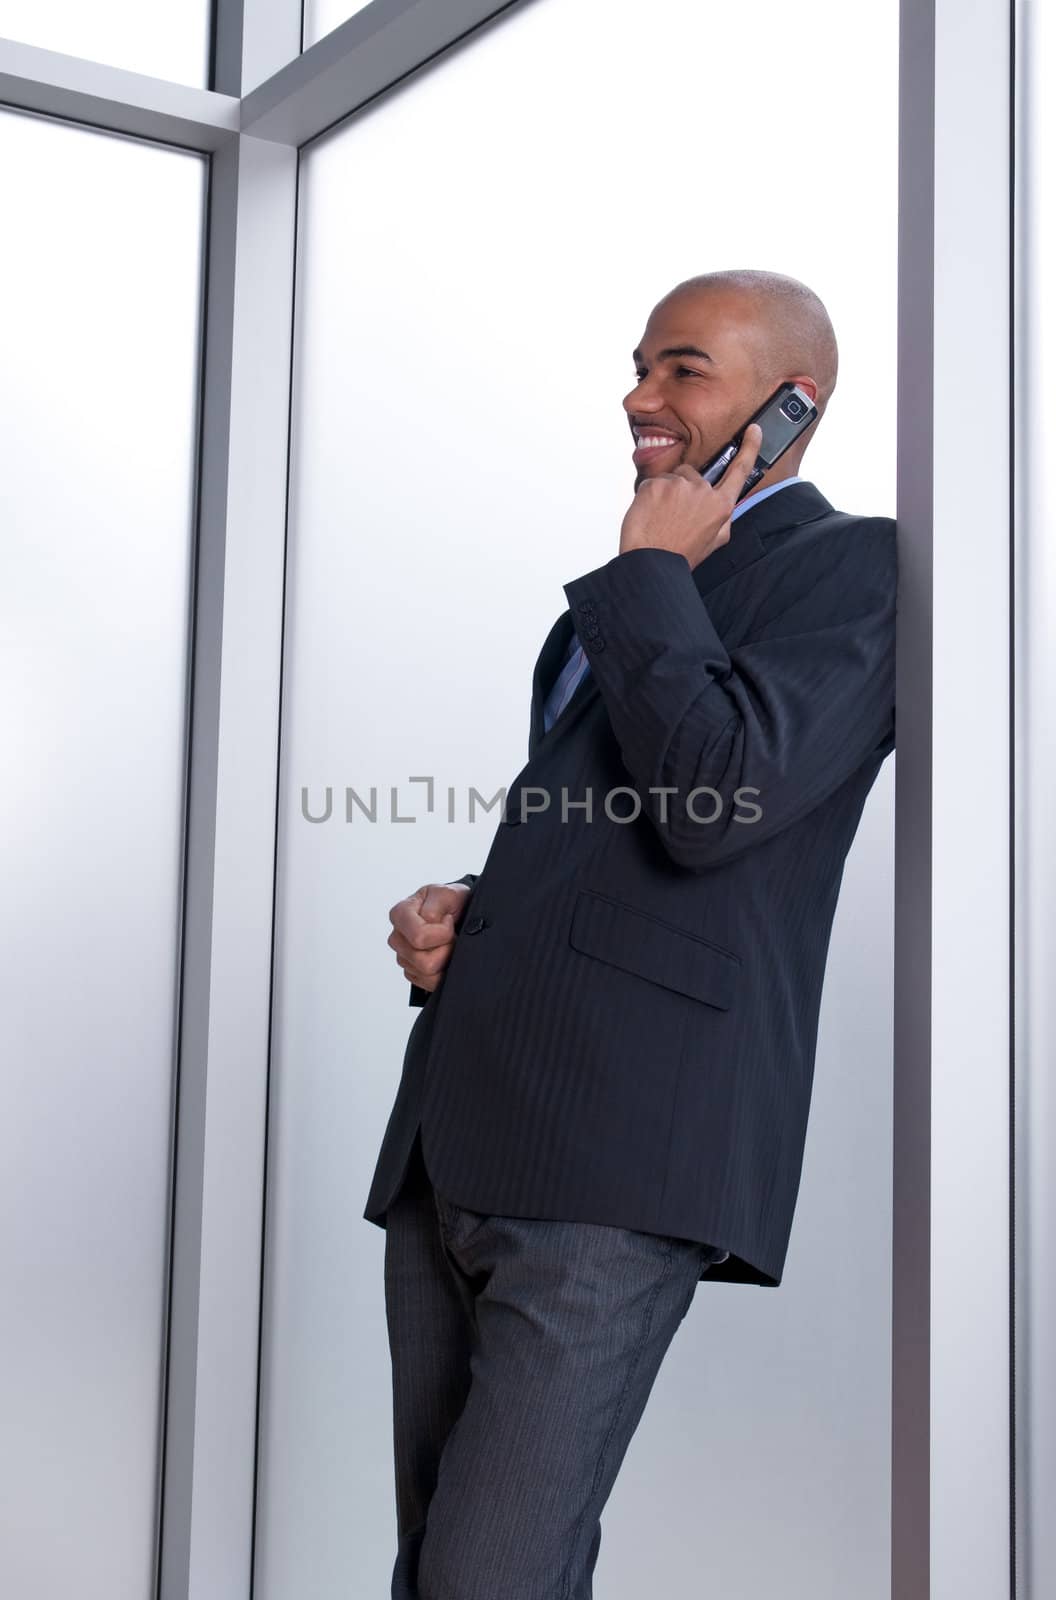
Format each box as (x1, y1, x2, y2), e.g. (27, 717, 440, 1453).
(542, 476, 802, 733)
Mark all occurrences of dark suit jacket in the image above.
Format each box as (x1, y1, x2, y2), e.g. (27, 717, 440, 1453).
(362, 481, 897, 1286)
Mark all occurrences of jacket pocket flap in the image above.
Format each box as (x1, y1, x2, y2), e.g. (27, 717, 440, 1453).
(568, 890, 740, 1010)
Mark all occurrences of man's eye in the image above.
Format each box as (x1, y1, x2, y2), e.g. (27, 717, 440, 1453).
(633, 366, 702, 381)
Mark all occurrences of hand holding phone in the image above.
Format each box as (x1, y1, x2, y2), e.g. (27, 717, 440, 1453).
(619, 424, 763, 568)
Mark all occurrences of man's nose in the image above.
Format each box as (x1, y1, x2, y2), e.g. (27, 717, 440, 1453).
(623, 385, 660, 411)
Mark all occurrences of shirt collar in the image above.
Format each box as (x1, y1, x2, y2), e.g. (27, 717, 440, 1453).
(730, 475, 803, 522)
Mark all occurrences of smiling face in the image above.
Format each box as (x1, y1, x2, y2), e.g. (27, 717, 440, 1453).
(623, 287, 819, 490)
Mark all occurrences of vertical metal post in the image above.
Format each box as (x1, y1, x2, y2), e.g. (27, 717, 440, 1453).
(1013, 3, 1056, 1596)
(894, 0, 1014, 1596)
(159, 5, 301, 1597)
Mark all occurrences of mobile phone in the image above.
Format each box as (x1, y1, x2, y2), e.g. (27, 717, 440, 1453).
(698, 381, 818, 502)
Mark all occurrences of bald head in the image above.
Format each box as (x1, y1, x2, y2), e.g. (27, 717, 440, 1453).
(661, 269, 839, 418)
(625, 270, 841, 489)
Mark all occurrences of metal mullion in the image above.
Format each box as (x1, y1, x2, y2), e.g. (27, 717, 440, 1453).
(895, 0, 1014, 1596)
(1013, 4, 1056, 1596)
(0, 35, 239, 151)
(0, 2, 535, 156)
(242, 0, 531, 148)
(160, 3, 303, 1596)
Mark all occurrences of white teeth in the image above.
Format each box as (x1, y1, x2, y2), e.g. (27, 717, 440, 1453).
(637, 435, 678, 448)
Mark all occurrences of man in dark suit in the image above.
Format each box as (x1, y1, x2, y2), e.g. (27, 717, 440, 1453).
(364, 269, 897, 1600)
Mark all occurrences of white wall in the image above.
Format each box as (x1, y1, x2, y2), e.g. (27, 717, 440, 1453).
(260, 1, 899, 1594)
(302, 0, 376, 50)
(0, 107, 206, 1599)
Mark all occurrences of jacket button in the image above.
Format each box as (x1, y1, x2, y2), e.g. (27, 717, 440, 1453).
(463, 915, 487, 934)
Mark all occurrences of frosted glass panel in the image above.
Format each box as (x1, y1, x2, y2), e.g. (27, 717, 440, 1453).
(0, 0, 212, 86)
(0, 108, 205, 1599)
(265, 1, 898, 1596)
(302, 0, 375, 51)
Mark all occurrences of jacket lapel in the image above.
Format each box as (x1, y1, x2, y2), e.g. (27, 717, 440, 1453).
(527, 480, 836, 757)
(691, 479, 835, 596)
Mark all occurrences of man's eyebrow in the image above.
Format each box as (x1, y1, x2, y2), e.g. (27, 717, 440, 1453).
(632, 345, 716, 366)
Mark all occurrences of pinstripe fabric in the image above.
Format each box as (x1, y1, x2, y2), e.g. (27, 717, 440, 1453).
(366, 481, 897, 1288)
(384, 1129, 724, 1598)
(541, 477, 803, 734)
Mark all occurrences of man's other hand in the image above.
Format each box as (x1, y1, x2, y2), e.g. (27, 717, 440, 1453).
(387, 882, 472, 993)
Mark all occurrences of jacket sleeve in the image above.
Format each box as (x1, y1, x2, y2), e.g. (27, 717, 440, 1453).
(407, 873, 479, 1006)
(560, 521, 897, 872)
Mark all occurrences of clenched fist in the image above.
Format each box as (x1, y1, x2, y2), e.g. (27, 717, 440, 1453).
(619, 422, 762, 570)
(387, 881, 472, 993)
